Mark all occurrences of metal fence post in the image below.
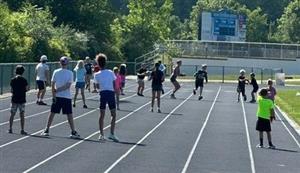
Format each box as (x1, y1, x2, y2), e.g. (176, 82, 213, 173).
(261, 68, 263, 84)
(28, 65, 31, 89)
(222, 66, 225, 83)
(0, 65, 3, 95)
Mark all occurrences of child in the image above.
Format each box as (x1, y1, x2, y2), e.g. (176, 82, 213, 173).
(92, 62, 100, 93)
(170, 60, 182, 99)
(149, 63, 164, 113)
(256, 88, 276, 149)
(267, 79, 276, 103)
(193, 64, 208, 100)
(137, 64, 147, 96)
(113, 67, 122, 110)
(250, 73, 259, 103)
(73, 60, 88, 108)
(237, 69, 248, 102)
(119, 64, 127, 95)
(94, 53, 119, 142)
(84, 56, 93, 92)
(8, 65, 29, 135)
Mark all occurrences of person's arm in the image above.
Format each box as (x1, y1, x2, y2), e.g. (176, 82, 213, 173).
(45, 69, 49, 86)
(56, 82, 72, 92)
(270, 108, 275, 122)
(113, 80, 116, 92)
(205, 72, 208, 83)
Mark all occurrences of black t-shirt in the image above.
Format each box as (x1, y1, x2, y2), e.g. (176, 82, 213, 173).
(10, 75, 28, 104)
(137, 68, 147, 80)
(251, 78, 258, 89)
(238, 75, 246, 87)
(84, 63, 93, 75)
(151, 70, 164, 87)
(195, 70, 208, 82)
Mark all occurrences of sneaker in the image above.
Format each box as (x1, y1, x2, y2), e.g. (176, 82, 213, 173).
(121, 93, 125, 95)
(108, 134, 119, 142)
(36, 100, 39, 104)
(99, 134, 106, 141)
(170, 94, 176, 99)
(83, 105, 88, 109)
(268, 145, 276, 149)
(150, 108, 154, 112)
(198, 96, 203, 100)
(92, 90, 98, 93)
(243, 96, 247, 101)
(256, 144, 263, 148)
(20, 130, 28, 135)
(250, 100, 256, 103)
(38, 101, 47, 105)
(162, 90, 165, 94)
(73, 104, 76, 107)
(140, 94, 144, 97)
(7, 129, 12, 134)
(70, 131, 80, 139)
(193, 89, 196, 95)
(157, 109, 161, 113)
(41, 129, 49, 136)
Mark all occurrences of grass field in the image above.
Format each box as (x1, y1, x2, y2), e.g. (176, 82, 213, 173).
(276, 90, 300, 125)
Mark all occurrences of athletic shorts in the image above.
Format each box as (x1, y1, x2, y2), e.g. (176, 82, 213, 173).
(51, 97, 72, 114)
(137, 79, 144, 86)
(11, 103, 25, 114)
(121, 81, 125, 88)
(36, 80, 46, 90)
(152, 85, 162, 91)
(195, 80, 204, 88)
(75, 82, 85, 89)
(100, 91, 116, 110)
(256, 117, 271, 132)
(252, 87, 259, 93)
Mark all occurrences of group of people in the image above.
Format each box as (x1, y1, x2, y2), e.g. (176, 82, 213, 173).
(8, 54, 128, 142)
(236, 69, 277, 149)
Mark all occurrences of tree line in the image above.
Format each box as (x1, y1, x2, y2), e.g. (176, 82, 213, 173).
(0, 0, 299, 63)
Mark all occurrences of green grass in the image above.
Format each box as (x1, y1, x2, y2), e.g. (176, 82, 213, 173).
(276, 90, 300, 126)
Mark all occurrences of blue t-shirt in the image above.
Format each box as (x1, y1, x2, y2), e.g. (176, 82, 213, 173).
(74, 68, 86, 82)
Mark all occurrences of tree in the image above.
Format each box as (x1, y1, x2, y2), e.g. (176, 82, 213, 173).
(275, 0, 300, 43)
(246, 7, 268, 42)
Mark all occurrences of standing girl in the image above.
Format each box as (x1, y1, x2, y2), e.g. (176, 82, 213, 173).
(119, 64, 127, 95)
(113, 67, 122, 110)
(149, 63, 164, 113)
(73, 60, 88, 108)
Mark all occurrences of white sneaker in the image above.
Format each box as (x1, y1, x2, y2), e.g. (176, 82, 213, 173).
(41, 129, 49, 136)
(108, 134, 119, 142)
(99, 134, 106, 141)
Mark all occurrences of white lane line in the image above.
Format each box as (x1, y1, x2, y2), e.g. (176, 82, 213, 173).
(181, 86, 221, 173)
(0, 83, 137, 113)
(22, 89, 174, 173)
(0, 89, 150, 149)
(274, 109, 300, 148)
(241, 96, 256, 173)
(104, 93, 193, 173)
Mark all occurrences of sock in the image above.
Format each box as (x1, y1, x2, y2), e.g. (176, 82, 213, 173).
(260, 138, 263, 146)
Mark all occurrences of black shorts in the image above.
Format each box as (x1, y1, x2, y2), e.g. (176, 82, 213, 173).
(170, 76, 177, 83)
(152, 85, 162, 91)
(195, 80, 204, 88)
(36, 80, 46, 90)
(100, 91, 116, 110)
(252, 87, 259, 93)
(51, 97, 72, 114)
(256, 117, 271, 132)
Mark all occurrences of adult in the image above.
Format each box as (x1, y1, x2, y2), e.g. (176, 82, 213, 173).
(137, 64, 147, 96)
(94, 53, 119, 142)
(35, 55, 49, 105)
(84, 56, 93, 92)
(41, 56, 80, 138)
(170, 60, 182, 99)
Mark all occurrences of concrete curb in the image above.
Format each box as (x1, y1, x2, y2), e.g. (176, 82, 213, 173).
(276, 105, 300, 136)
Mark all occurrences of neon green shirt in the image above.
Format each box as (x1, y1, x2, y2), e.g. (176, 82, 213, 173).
(257, 96, 274, 119)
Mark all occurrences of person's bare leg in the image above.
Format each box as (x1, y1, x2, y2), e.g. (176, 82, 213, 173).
(259, 131, 263, 146)
(267, 131, 274, 146)
(67, 114, 75, 132)
(45, 112, 55, 130)
(141, 82, 145, 95)
(9, 112, 16, 131)
(20, 112, 25, 131)
(116, 93, 120, 109)
(80, 88, 86, 106)
(157, 91, 161, 108)
(199, 87, 203, 96)
(73, 88, 79, 105)
(151, 91, 155, 108)
(41, 88, 46, 102)
(99, 110, 105, 136)
(110, 109, 116, 135)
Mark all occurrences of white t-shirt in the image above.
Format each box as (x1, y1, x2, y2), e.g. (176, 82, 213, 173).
(94, 69, 116, 92)
(36, 63, 49, 81)
(51, 68, 73, 99)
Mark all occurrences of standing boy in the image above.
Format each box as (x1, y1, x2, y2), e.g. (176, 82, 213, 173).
(137, 64, 147, 96)
(35, 55, 49, 105)
(41, 57, 80, 138)
(94, 53, 119, 142)
(267, 79, 276, 103)
(237, 69, 248, 102)
(250, 73, 259, 103)
(256, 88, 276, 149)
(149, 63, 164, 113)
(193, 64, 208, 100)
(8, 65, 29, 135)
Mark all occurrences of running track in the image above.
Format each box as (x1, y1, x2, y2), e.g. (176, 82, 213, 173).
(0, 79, 299, 173)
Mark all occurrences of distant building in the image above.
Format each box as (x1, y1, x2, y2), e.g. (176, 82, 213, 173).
(200, 10, 247, 41)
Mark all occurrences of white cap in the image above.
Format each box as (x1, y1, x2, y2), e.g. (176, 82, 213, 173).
(240, 69, 246, 73)
(202, 64, 207, 67)
(40, 55, 48, 62)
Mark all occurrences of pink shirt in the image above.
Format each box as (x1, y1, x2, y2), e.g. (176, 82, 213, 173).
(115, 74, 122, 90)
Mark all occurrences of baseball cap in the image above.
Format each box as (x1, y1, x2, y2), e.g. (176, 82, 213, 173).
(40, 55, 48, 62)
(60, 56, 69, 65)
(85, 56, 90, 60)
(202, 64, 207, 67)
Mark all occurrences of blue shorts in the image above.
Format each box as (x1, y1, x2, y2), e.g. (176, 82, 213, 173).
(100, 91, 116, 110)
(36, 80, 46, 90)
(75, 82, 85, 89)
(51, 97, 72, 114)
